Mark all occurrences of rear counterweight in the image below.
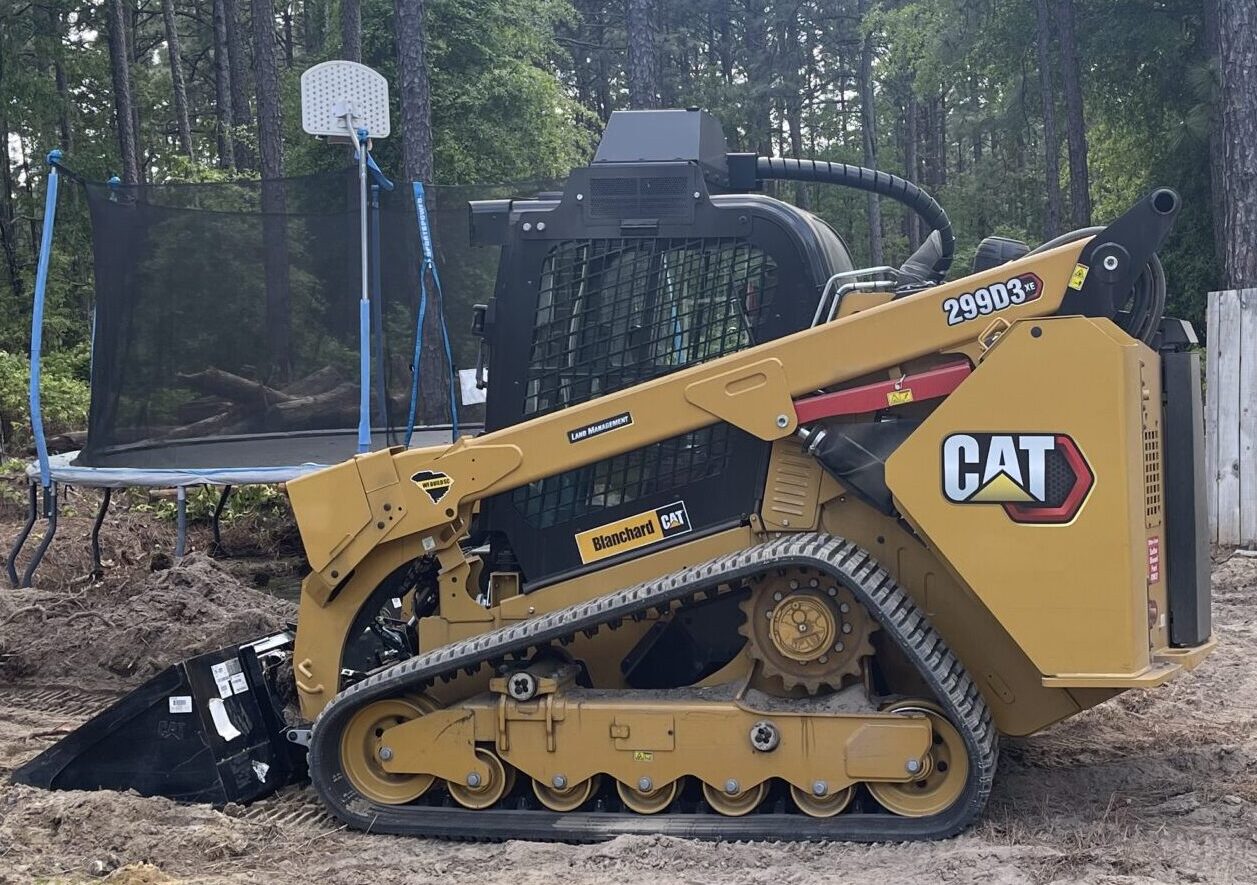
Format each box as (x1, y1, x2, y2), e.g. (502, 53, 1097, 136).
(1161, 345, 1211, 647)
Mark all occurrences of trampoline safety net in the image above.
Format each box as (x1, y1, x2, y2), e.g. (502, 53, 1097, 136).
(79, 170, 533, 470)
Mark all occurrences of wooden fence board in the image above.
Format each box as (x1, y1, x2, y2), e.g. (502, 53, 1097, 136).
(1239, 290, 1257, 542)
(1206, 292, 1220, 541)
(1212, 289, 1244, 545)
(1217, 293, 1242, 543)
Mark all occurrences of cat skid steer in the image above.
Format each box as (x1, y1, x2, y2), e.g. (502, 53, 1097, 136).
(16, 109, 1214, 841)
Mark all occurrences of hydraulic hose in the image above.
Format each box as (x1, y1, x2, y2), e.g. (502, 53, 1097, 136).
(756, 157, 955, 281)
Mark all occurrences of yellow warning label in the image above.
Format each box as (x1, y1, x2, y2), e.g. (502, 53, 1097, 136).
(633, 751, 653, 762)
(1068, 263, 1089, 290)
(574, 501, 691, 564)
(886, 388, 914, 407)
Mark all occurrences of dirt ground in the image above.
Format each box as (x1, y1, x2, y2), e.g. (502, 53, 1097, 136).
(1, 495, 1255, 884)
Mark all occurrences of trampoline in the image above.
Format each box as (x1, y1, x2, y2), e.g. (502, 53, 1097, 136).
(8, 152, 536, 587)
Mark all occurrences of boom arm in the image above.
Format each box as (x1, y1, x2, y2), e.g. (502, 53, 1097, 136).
(288, 237, 1088, 595)
(288, 184, 1180, 597)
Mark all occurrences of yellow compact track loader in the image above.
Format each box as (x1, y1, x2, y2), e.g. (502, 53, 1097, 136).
(17, 109, 1215, 842)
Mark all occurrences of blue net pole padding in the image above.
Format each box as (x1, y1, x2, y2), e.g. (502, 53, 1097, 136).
(406, 182, 460, 446)
(405, 182, 430, 448)
(29, 150, 64, 490)
(369, 183, 388, 438)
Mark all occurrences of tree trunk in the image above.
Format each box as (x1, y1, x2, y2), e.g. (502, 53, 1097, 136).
(41, 6, 73, 155)
(1055, 0, 1090, 228)
(161, 0, 195, 159)
(1033, 0, 1062, 239)
(252, 0, 292, 379)
(283, 2, 294, 66)
(213, 0, 237, 169)
(394, 0, 445, 419)
(625, 0, 659, 109)
(303, 0, 325, 55)
(786, 104, 809, 209)
(177, 368, 294, 403)
(782, 10, 808, 209)
(1204, 0, 1225, 270)
(341, 0, 361, 61)
(128, 1, 147, 184)
(226, 0, 254, 169)
(53, 58, 72, 155)
(593, 8, 612, 121)
(252, 0, 284, 174)
(395, 0, 435, 184)
(857, 0, 883, 266)
(1214, 1, 1257, 288)
(0, 45, 23, 303)
(921, 92, 946, 191)
(717, 0, 733, 83)
(743, 0, 772, 156)
(106, 0, 140, 184)
(657, 11, 678, 108)
(904, 87, 920, 250)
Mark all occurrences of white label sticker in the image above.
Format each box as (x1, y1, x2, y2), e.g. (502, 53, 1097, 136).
(459, 367, 487, 405)
(211, 659, 244, 699)
(168, 696, 193, 714)
(207, 698, 242, 741)
(229, 672, 249, 695)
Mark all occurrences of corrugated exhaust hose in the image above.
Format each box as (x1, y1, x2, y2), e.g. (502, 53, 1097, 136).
(756, 157, 956, 282)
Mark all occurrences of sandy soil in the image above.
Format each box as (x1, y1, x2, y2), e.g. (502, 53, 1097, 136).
(1, 503, 1255, 884)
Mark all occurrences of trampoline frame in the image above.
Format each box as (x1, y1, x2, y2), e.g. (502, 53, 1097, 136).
(7, 453, 333, 588)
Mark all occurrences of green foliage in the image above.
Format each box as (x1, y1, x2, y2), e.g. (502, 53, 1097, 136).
(128, 483, 288, 524)
(0, 349, 89, 450)
(282, 0, 593, 181)
(0, 0, 1228, 453)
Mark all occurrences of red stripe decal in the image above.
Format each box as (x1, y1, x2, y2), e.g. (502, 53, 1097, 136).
(793, 361, 973, 424)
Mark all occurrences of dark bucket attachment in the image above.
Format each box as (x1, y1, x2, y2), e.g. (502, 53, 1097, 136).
(12, 631, 306, 804)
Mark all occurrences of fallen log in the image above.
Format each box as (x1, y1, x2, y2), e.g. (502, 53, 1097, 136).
(162, 407, 253, 440)
(178, 395, 233, 424)
(270, 382, 360, 431)
(282, 365, 345, 397)
(177, 368, 293, 404)
(44, 429, 89, 454)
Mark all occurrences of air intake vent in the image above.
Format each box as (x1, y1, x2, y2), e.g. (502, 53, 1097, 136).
(1144, 427, 1163, 523)
(589, 175, 691, 219)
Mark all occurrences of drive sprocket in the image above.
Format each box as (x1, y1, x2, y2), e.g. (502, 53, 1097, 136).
(738, 568, 876, 693)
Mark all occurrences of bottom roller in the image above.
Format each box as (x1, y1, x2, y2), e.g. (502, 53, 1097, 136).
(12, 631, 304, 805)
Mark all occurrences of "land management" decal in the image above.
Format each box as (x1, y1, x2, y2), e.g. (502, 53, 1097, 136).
(574, 501, 692, 564)
(568, 412, 633, 443)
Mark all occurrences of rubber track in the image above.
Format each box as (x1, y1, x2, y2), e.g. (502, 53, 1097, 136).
(307, 533, 997, 841)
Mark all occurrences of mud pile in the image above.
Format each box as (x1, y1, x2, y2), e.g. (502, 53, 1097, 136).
(0, 553, 296, 688)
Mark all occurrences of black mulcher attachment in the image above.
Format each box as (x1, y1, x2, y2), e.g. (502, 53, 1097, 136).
(13, 631, 304, 804)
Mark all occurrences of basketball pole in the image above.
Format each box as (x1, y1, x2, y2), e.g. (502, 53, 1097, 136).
(301, 60, 391, 456)
(350, 115, 371, 454)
